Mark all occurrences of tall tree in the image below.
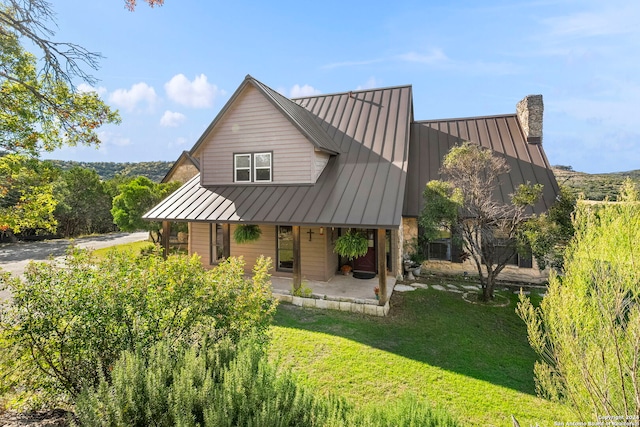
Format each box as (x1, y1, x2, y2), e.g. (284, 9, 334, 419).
(518, 181, 640, 420)
(111, 176, 180, 243)
(420, 142, 542, 301)
(0, 0, 120, 156)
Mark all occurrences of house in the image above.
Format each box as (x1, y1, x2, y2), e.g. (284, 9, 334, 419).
(144, 75, 559, 302)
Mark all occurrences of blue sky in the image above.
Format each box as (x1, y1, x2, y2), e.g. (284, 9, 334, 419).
(42, 0, 640, 173)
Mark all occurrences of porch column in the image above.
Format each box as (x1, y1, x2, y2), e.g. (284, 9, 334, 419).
(377, 228, 387, 305)
(222, 223, 230, 258)
(292, 225, 301, 291)
(162, 221, 170, 259)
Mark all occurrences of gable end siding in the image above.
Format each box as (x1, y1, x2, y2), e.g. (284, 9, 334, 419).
(200, 86, 315, 185)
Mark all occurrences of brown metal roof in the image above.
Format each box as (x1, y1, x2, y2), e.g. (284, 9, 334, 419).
(403, 114, 559, 217)
(144, 81, 414, 228)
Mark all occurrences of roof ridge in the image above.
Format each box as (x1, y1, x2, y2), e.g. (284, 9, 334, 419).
(415, 113, 517, 123)
(291, 83, 413, 101)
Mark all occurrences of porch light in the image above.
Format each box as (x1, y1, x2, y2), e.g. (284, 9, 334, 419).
(319, 227, 324, 235)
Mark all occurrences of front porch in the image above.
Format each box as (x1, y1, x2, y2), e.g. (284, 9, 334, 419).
(270, 273, 397, 317)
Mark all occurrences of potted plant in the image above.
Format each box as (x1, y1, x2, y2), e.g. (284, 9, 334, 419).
(340, 264, 353, 276)
(334, 229, 368, 260)
(233, 224, 261, 244)
(374, 286, 380, 300)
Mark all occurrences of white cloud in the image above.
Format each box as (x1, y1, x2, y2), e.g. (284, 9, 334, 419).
(98, 131, 131, 148)
(109, 82, 157, 112)
(397, 48, 449, 64)
(77, 83, 107, 97)
(164, 74, 223, 108)
(290, 84, 321, 98)
(160, 110, 186, 127)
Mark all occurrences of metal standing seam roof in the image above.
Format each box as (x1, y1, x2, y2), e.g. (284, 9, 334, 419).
(144, 80, 414, 228)
(403, 114, 560, 218)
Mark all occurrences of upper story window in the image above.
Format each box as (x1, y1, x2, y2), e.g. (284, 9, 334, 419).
(234, 152, 272, 182)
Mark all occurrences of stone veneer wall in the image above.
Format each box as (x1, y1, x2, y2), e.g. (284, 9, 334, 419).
(516, 95, 543, 143)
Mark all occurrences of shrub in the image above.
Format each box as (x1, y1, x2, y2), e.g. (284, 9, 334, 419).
(75, 337, 351, 427)
(518, 183, 640, 419)
(0, 249, 277, 407)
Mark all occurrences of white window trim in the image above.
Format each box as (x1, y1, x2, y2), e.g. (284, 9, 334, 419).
(254, 152, 272, 182)
(234, 153, 251, 183)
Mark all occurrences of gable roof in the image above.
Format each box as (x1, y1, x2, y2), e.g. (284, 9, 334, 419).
(144, 81, 414, 228)
(190, 75, 340, 157)
(403, 114, 559, 217)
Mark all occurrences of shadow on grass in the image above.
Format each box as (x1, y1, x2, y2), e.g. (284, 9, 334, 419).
(272, 284, 540, 395)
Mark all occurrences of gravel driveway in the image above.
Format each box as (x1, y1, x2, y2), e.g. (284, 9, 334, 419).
(0, 232, 148, 301)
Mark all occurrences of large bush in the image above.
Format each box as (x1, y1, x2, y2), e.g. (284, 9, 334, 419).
(0, 250, 277, 407)
(518, 181, 640, 420)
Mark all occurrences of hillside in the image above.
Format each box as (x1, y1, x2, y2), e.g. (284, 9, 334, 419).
(552, 166, 640, 200)
(49, 160, 174, 182)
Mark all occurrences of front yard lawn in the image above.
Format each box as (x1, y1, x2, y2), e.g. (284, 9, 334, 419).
(270, 284, 573, 426)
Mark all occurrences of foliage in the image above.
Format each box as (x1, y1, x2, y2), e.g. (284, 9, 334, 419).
(76, 336, 460, 427)
(53, 166, 113, 237)
(125, 0, 165, 11)
(0, 250, 277, 406)
(517, 184, 640, 420)
(420, 142, 542, 301)
(0, 5, 119, 156)
(552, 166, 640, 201)
(0, 154, 59, 239)
(418, 180, 460, 242)
(519, 185, 577, 270)
(233, 224, 262, 244)
(50, 160, 174, 182)
(110, 176, 180, 242)
(333, 229, 368, 260)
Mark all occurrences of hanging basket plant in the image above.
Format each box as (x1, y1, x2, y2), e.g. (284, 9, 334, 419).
(333, 229, 368, 260)
(234, 224, 262, 244)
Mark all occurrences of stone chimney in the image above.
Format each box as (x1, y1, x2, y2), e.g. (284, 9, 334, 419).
(516, 95, 543, 144)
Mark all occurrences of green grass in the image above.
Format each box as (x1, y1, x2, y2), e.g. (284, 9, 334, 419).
(269, 285, 574, 426)
(91, 240, 155, 258)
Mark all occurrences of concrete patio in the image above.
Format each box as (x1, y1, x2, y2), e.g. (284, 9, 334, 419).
(270, 273, 397, 317)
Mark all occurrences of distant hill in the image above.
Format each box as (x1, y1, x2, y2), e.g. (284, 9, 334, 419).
(49, 160, 174, 182)
(552, 166, 640, 200)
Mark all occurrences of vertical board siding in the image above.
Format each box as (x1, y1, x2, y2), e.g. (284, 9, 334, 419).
(200, 86, 314, 185)
(190, 222, 211, 267)
(230, 224, 277, 274)
(300, 226, 329, 281)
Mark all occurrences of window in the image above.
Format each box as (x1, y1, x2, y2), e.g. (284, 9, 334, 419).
(234, 152, 272, 182)
(277, 225, 293, 271)
(254, 152, 272, 182)
(209, 223, 226, 264)
(234, 154, 251, 182)
(422, 227, 452, 261)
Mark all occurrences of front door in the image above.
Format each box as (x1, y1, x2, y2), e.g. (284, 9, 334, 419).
(352, 229, 376, 272)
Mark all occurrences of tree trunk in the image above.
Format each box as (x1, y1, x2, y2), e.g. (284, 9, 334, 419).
(482, 268, 495, 301)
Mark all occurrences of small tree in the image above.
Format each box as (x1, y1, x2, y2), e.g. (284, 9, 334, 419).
(517, 181, 640, 420)
(420, 142, 542, 301)
(111, 176, 180, 243)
